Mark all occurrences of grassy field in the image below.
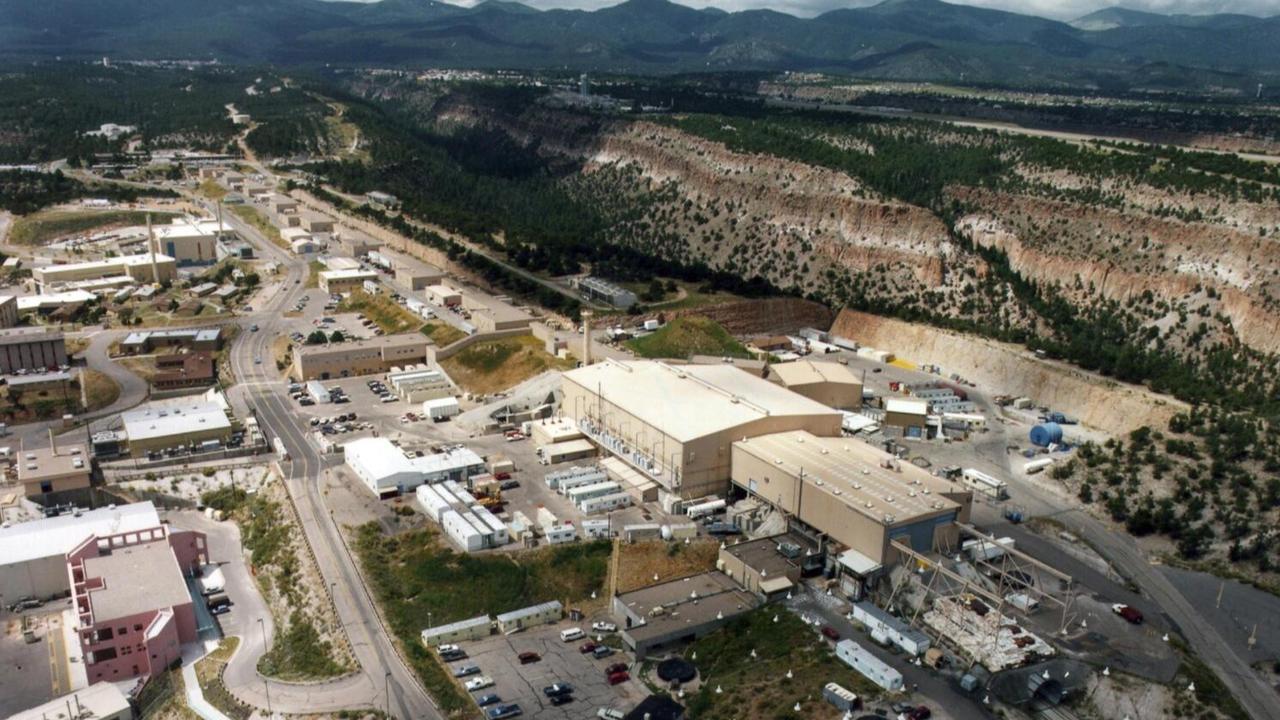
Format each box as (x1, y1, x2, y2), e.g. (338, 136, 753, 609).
(229, 205, 288, 251)
(441, 334, 574, 394)
(197, 180, 228, 201)
(10, 209, 172, 245)
(625, 316, 750, 360)
(81, 368, 121, 411)
(306, 259, 325, 288)
(682, 610, 882, 720)
(195, 637, 253, 720)
(65, 337, 90, 357)
(338, 290, 422, 334)
(420, 321, 465, 347)
(353, 523, 611, 718)
(615, 539, 721, 594)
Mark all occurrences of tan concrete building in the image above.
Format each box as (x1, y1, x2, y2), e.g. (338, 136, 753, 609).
(293, 334, 431, 380)
(301, 212, 336, 234)
(32, 253, 177, 292)
(333, 230, 381, 257)
(154, 221, 223, 265)
(377, 249, 445, 290)
(462, 292, 533, 333)
(0, 328, 68, 373)
(318, 269, 378, 294)
(16, 443, 92, 497)
(121, 400, 233, 456)
(770, 359, 863, 409)
(561, 360, 843, 500)
(0, 294, 18, 328)
(883, 397, 929, 438)
(730, 431, 972, 568)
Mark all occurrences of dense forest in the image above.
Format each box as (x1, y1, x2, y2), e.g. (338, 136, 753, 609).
(0, 169, 175, 214)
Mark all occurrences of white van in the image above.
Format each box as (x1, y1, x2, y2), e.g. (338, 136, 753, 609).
(559, 628, 584, 642)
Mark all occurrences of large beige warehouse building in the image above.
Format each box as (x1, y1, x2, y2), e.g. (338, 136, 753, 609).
(731, 430, 972, 568)
(32, 253, 177, 292)
(770, 359, 863, 409)
(561, 360, 842, 500)
(294, 334, 431, 380)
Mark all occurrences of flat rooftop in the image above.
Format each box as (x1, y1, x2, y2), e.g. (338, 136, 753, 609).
(319, 269, 378, 280)
(15, 444, 89, 484)
(83, 539, 191, 622)
(0, 327, 65, 345)
(771, 359, 863, 387)
(7, 681, 131, 720)
(36, 253, 175, 273)
(721, 534, 812, 578)
(155, 220, 223, 239)
(564, 360, 841, 442)
(16, 291, 96, 310)
(122, 327, 222, 345)
(0, 502, 160, 566)
(617, 572, 759, 644)
(121, 401, 231, 442)
(733, 431, 964, 525)
(296, 333, 429, 357)
(885, 397, 929, 415)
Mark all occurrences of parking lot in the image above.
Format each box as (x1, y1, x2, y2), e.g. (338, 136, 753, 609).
(446, 621, 645, 719)
(0, 606, 66, 716)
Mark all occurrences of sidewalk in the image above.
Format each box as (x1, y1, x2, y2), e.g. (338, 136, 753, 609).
(182, 644, 233, 720)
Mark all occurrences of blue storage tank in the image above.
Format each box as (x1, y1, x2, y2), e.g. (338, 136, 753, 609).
(1029, 422, 1063, 447)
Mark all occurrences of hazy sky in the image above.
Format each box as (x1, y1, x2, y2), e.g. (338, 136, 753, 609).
(443, 0, 1280, 18)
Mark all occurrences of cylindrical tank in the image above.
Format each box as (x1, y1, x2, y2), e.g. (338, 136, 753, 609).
(1029, 422, 1064, 447)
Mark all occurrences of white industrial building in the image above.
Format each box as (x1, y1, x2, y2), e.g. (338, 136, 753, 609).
(0, 502, 161, 601)
(422, 396, 460, 421)
(9, 682, 134, 720)
(544, 465, 606, 491)
(120, 400, 233, 456)
(344, 438, 485, 496)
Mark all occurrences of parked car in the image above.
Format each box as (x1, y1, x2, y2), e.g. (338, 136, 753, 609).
(597, 709, 625, 720)
(579, 642, 598, 654)
(591, 621, 618, 633)
(487, 704, 522, 720)
(517, 652, 541, 665)
(604, 663, 628, 676)
(465, 676, 495, 692)
(592, 646, 614, 659)
(559, 628, 584, 642)
(453, 665, 480, 678)
(542, 683, 573, 697)
(549, 694, 574, 707)
(440, 649, 467, 662)
(821, 626, 840, 641)
(476, 694, 501, 707)
(606, 671, 629, 686)
(1112, 604, 1144, 624)
(908, 707, 932, 720)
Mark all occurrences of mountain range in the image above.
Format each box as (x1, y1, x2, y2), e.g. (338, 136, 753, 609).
(1, 0, 1277, 89)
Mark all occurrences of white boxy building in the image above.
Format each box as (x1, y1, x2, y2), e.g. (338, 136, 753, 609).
(579, 492, 633, 515)
(566, 480, 622, 506)
(545, 465, 606, 491)
(836, 639, 904, 691)
(850, 601, 931, 656)
(345, 438, 485, 496)
(421, 614, 492, 646)
(495, 600, 562, 634)
(416, 482, 508, 552)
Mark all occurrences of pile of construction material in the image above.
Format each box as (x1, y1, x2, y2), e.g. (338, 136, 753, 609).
(922, 594, 1054, 671)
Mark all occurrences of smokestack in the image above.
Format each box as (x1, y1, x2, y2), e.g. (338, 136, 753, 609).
(581, 310, 593, 366)
(216, 202, 224, 238)
(147, 213, 160, 284)
(49, 428, 57, 455)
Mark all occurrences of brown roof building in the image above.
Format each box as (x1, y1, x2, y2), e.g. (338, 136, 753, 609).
(153, 353, 216, 391)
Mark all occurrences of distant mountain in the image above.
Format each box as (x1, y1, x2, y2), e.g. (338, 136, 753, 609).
(1, 0, 1278, 89)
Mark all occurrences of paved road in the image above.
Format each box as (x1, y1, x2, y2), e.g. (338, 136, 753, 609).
(216, 202, 441, 719)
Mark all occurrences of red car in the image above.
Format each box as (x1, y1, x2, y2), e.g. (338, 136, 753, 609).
(579, 641, 598, 654)
(606, 671, 630, 686)
(604, 663, 627, 676)
(518, 652, 541, 664)
(1113, 604, 1144, 624)
(908, 706, 932, 720)
(495, 472, 512, 481)
(821, 626, 840, 641)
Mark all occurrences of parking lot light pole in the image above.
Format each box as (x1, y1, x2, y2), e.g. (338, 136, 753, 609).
(384, 671, 392, 718)
(258, 617, 272, 716)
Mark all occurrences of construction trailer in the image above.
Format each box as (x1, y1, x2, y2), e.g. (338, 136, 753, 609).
(421, 615, 492, 646)
(836, 639, 903, 691)
(578, 492, 633, 514)
(850, 601, 931, 656)
(495, 600, 562, 634)
(545, 465, 607, 491)
(566, 480, 622, 505)
(961, 468, 1008, 499)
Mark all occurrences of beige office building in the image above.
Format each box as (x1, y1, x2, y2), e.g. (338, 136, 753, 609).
(731, 430, 972, 568)
(32, 253, 177, 292)
(0, 328, 68, 373)
(462, 292, 533, 333)
(770, 359, 863, 409)
(294, 334, 431, 380)
(561, 360, 842, 500)
(16, 444, 92, 497)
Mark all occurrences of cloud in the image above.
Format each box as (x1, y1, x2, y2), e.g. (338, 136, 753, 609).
(493, 0, 1280, 18)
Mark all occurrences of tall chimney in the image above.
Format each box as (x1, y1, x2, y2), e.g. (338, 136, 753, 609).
(49, 428, 57, 455)
(581, 310, 593, 366)
(147, 213, 160, 284)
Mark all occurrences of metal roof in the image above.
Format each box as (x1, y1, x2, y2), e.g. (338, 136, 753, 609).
(495, 600, 562, 624)
(564, 360, 840, 442)
(771, 359, 862, 387)
(0, 502, 160, 566)
(122, 401, 230, 442)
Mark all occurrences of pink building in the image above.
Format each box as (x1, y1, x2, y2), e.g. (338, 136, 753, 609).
(67, 525, 208, 684)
